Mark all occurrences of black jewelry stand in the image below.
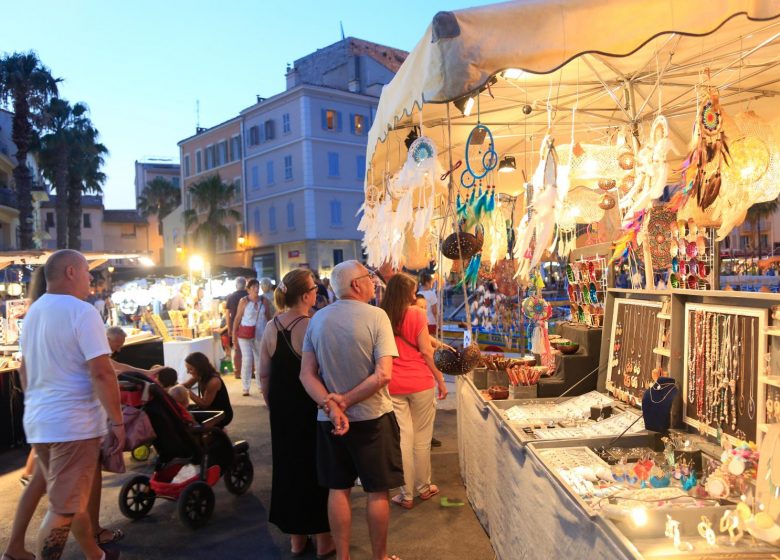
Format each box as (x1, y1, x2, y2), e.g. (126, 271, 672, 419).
(641, 376, 679, 433)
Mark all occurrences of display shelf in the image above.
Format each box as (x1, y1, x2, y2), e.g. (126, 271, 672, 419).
(652, 347, 670, 357)
(656, 313, 671, 320)
(760, 376, 780, 389)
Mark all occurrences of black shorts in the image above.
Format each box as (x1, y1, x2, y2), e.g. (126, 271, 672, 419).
(317, 411, 403, 493)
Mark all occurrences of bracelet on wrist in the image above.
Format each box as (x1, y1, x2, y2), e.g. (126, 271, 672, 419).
(110, 421, 124, 427)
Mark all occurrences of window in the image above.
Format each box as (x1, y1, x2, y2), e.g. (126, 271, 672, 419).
(322, 109, 342, 131)
(196, 150, 202, 173)
(351, 114, 366, 135)
(286, 201, 294, 228)
(205, 145, 214, 170)
(333, 249, 344, 265)
(120, 224, 136, 239)
(251, 165, 260, 189)
(740, 236, 750, 250)
(269, 206, 277, 232)
(233, 178, 242, 203)
(249, 125, 260, 146)
(253, 208, 261, 233)
(723, 236, 731, 249)
(218, 141, 228, 166)
(760, 234, 769, 249)
(284, 155, 293, 180)
(171, 177, 180, 189)
(45, 212, 54, 230)
(330, 200, 342, 225)
(327, 152, 340, 177)
(264, 120, 275, 141)
(266, 161, 275, 185)
(184, 154, 191, 177)
(356, 155, 366, 180)
(230, 135, 241, 161)
(83, 213, 91, 229)
(282, 113, 291, 134)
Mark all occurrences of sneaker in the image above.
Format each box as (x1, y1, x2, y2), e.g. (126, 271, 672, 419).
(20, 474, 31, 487)
(431, 437, 442, 447)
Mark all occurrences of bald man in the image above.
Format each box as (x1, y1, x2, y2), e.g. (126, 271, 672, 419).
(20, 249, 123, 560)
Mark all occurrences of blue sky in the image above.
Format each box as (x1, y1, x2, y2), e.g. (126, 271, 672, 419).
(2, 0, 493, 209)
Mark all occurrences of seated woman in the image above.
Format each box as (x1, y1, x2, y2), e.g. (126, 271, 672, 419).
(181, 352, 233, 428)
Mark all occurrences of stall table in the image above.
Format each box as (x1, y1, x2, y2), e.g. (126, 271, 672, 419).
(163, 337, 219, 382)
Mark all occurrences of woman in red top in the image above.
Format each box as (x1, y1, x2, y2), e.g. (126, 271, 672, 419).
(381, 272, 448, 509)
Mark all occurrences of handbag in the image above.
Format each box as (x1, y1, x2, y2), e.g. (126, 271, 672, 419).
(236, 324, 256, 339)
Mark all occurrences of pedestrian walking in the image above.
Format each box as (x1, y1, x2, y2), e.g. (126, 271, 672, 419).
(418, 272, 438, 335)
(225, 277, 248, 379)
(232, 278, 265, 396)
(18, 250, 124, 560)
(259, 277, 277, 321)
(300, 260, 403, 560)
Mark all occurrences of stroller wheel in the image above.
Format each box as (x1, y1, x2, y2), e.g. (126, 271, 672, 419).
(224, 452, 254, 495)
(119, 475, 156, 519)
(178, 481, 215, 529)
(131, 444, 151, 462)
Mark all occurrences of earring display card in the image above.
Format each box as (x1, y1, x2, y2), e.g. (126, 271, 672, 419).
(606, 299, 663, 405)
(682, 303, 768, 445)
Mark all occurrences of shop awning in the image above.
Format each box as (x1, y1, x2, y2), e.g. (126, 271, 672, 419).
(367, 0, 780, 194)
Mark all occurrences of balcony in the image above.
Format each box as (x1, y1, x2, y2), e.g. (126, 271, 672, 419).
(0, 187, 17, 209)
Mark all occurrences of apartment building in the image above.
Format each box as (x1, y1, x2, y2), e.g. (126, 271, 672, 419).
(241, 37, 406, 279)
(174, 116, 244, 267)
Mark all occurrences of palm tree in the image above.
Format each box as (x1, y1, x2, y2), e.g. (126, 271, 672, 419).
(746, 197, 779, 261)
(0, 52, 59, 249)
(37, 98, 88, 247)
(66, 124, 107, 249)
(183, 175, 240, 259)
(137, 177, 181, 235)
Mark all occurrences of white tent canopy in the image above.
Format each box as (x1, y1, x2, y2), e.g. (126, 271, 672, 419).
(366, 0, 780, 197)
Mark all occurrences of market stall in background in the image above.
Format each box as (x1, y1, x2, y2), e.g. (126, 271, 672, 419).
(362, 1, 780, 557)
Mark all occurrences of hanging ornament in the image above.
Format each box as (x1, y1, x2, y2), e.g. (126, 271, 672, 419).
(618, 148, 636, 171)
(619, 173, 635, 196)
(599, 194, 616, 210)
(598, 178, 616, 191)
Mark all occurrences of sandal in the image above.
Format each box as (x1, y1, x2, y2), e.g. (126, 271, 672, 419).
(95, 528, 124, 546)
(391, 494, 413, 509)
(419, 484, 440, 501)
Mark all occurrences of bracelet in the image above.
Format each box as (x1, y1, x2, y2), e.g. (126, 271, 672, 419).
(110, 421, 124, 427)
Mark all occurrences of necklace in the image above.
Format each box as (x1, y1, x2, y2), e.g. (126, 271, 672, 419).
(650, 382, 677, 404)
(748, 316, 756, 421)
(738, 316, 745, 416)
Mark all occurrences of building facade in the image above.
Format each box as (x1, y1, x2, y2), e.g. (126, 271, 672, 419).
(241, 37, 406, 279)
(175, 116, 244, 267)
(134, 157, 180, 201)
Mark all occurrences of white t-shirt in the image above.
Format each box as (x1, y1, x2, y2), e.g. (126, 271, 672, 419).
(21, 293, 112, 443)
(420, 288, 438, 325)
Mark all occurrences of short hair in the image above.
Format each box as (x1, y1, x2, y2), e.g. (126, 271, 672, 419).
(419, 271, 433, 286)
(416, 293, 426, 301)
(156, 367, 178, 388)
(330, 260, 363, 298)
(246, 278, 260, 290)
(235, 277, 247, 290)
(259, 277, 274, 291)
(44, 249, 86, 284)
(106, 326, 126, 339)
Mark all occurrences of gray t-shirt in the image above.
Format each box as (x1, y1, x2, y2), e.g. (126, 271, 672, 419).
(303, 299, 398, 422)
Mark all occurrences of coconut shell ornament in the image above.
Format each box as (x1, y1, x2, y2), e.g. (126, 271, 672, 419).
(442, 231, 480, 261)
(434, 346, 462, 375)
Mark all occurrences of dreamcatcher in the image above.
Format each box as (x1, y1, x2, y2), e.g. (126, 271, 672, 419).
(680, 87, 731, 210)
(622, 116, 674, 222)
(514, 136, 559, 282)
(522, 275, 554, 370)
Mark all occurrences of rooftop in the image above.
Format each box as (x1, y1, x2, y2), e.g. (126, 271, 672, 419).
(42, 194, 103, 208)
(103, 209, 147, 224)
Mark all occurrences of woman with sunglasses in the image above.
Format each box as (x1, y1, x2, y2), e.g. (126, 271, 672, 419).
(258, 269, 334, 558)
(380, 272, 448, 509)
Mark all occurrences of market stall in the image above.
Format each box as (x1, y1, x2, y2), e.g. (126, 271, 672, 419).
(362, 1, 780, 557)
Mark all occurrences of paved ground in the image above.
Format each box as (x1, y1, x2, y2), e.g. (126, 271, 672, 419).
(0, 375, 495, 560)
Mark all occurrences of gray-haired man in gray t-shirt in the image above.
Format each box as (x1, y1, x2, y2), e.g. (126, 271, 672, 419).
(301, 260, 403, 560)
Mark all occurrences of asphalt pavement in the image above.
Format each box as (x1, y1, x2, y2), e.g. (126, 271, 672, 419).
(0, 375, 495, 560)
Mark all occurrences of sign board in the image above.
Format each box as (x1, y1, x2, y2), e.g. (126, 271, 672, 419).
(6, 299, 29, 345)
(288, 250, 300, 258)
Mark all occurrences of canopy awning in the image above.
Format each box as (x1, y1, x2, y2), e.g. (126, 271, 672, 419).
(366, 0, 780, 194)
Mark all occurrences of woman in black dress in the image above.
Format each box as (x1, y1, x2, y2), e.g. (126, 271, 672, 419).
(259, 268, 334, 558)
(182, 351, 233, 428)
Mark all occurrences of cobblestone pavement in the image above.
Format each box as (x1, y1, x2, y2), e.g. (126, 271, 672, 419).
(0, 375, 494, 559)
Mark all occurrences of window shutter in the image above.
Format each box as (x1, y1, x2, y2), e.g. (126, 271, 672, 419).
(349, 113, 355, 134)
(336, 111, 343, 132)
(321, 109, 328, 130)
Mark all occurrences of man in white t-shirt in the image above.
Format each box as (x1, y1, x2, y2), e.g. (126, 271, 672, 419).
(20, 250, 124, 560)
(419, 271, 438, 335)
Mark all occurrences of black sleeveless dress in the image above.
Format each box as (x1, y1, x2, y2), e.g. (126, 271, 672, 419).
(197, 373, 233, 427)
(268, 316, 329, 534)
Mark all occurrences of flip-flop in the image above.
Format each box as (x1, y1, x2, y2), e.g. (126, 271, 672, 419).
(95, 528, 124, 545)
(391, 494, 413, 509)
(419, 484, 440, 500)
(440, 497, 466, 507)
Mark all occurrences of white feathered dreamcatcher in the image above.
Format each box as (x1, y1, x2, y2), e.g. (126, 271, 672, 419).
(622, 116, 673, 224)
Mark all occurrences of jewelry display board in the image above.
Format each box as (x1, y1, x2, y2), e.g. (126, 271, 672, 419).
(683, 303, 767, 445)
(606, 299, 663, 405)
(566, 256, 608, 327)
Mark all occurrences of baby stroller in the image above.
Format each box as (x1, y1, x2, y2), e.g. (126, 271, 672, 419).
(116, 372, 253, 529)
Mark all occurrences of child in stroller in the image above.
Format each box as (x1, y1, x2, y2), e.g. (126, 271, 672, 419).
(117, 372, 253, 529)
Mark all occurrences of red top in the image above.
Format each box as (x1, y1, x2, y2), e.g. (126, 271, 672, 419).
(388, 306, 436, 395)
